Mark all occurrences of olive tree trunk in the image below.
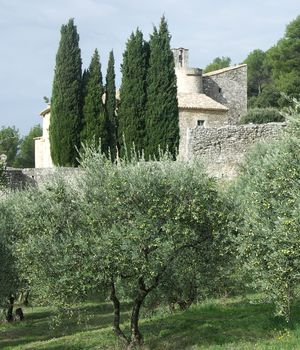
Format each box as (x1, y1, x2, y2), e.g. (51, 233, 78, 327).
(109, 279, 129, 344)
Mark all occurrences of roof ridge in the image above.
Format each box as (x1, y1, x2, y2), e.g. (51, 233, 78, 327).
(203, 64, 247, 77)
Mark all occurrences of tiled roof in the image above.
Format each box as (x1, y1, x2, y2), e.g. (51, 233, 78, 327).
(203, 64, 247, 77)
(177, 93, 228, 111)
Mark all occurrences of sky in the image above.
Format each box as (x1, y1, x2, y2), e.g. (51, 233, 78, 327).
(0, 0, 300, 136)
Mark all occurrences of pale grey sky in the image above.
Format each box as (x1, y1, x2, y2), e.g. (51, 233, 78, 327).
(0, 0, 299, 135)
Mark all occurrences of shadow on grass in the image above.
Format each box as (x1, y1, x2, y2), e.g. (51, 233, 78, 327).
(0, 301, 131, 350)
(142, 298, 300, 350)
(2, 297, 300, 350)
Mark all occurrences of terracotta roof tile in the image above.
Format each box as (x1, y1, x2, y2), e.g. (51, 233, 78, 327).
(177, 93, 228, 111)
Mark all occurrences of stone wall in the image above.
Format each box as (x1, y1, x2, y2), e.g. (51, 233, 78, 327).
(5, 167, 81, 190)
(203, 65, 247, 125)
(4, 169, 33, 190)
(4, 122, 286, 187)
(187, 122, 286, 178)
(179, 109, 228, 157)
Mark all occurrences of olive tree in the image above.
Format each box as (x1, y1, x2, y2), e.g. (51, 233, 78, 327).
(6, 179, 97, 308)
(233, 113, 300, 321)
(6, 152, 228, 346)
(78, 150, 228, 346)
(0, 197, 21, 320)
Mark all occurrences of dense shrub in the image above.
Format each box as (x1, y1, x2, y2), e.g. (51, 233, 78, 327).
(232, 114, 300, 321)
(239, 107, 284, 124)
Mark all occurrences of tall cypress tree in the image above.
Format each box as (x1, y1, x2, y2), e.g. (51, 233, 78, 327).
(118, 29, 149, 156)
(81, 68, 90, 103)
(81, 49, 109, 153)
(50, 18, 82, 166)
(145, 16, 179, 159)
(105, 50, 117, 159)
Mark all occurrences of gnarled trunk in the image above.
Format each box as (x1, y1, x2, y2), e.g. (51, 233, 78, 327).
(130, 295, 145, 346)
(18, 290, 29, 306)
(109, 279, 129, 344)
(129, 278, 150, 347)
(6, 295, 15, 322)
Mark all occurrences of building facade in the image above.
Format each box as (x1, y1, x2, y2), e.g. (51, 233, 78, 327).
(172, 48, 247, 158)
(35, 48, 248, 168)
(34, 105, 53, 168)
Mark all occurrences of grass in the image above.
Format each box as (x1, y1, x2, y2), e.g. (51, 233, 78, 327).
(1, 295, 300, 349)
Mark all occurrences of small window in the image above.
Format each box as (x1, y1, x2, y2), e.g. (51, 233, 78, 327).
(197, 120, 205, 127)
(218, 87, 222, 93)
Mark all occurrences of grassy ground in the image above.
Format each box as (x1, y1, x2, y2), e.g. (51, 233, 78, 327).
(1, 295, 300, 349)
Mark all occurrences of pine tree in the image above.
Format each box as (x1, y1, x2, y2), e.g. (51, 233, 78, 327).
(50, 18, 82, 166)
(81, 49, 109, 153)
(145, 16, 179, 159)
(118, 29, 149, 156)
(105, 50, 117, 159)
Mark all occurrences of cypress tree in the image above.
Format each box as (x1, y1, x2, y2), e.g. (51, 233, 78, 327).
(81, 49, 109, 153)
(81, 68, 90, 103)
(50, 18, 82, 166)
(118, 29, 149, 156)
(105, 50, 117, 159)
(145, 16, 179, 159)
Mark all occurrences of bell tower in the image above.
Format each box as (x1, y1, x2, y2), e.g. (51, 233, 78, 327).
(172, 47, 203, 93)
(172, 48, 189, 69)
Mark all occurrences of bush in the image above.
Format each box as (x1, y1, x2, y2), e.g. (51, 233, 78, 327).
(232, 115, 300, 321)
(239, 107, 284, 124)
(0, 162, 7, 189)
(0, 150, 232, 346)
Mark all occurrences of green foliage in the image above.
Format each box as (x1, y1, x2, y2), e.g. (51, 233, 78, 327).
(267, 15, 300, 94)
(203, 56, 231, 73)
(145, 17, 179, 159)
(0, 162, 7, 190)
(118, 29, 148, 156)
(248, 85, 281, 108)
(105, 50, 117, 159)
(232, 114, 300, 320)
(0, 199, 20, 309)
(2, 147, 228, 344)
(245, 16, 300, 108)
(81, 69, 89, 104)
(239, 108, 284, 124)
(50, 18, 82, 166)
(244, 49, 271, 100)
(0, 126, 20, 166)
(79, 150, 228, 343)
(43, 96, 50, 104)
(14, 124, 42, 168)
(81, 49, 109, 153)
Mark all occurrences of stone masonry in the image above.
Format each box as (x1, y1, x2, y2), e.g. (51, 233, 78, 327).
(203, 65, 247, 125)
(30, 48, 282, 181)
(4, 167, 81, 191)
(187, 122, 286, 179)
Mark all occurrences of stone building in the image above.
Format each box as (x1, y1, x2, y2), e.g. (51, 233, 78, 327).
(35, 48, 248, 168)
(172, 48, 247, 158)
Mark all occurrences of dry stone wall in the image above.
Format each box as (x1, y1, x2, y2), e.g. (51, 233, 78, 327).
(179, 109, 228, 156)
(5, 167, 81, 190)
(4, 122, 286, 188)
(187, 123, 286, 179)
